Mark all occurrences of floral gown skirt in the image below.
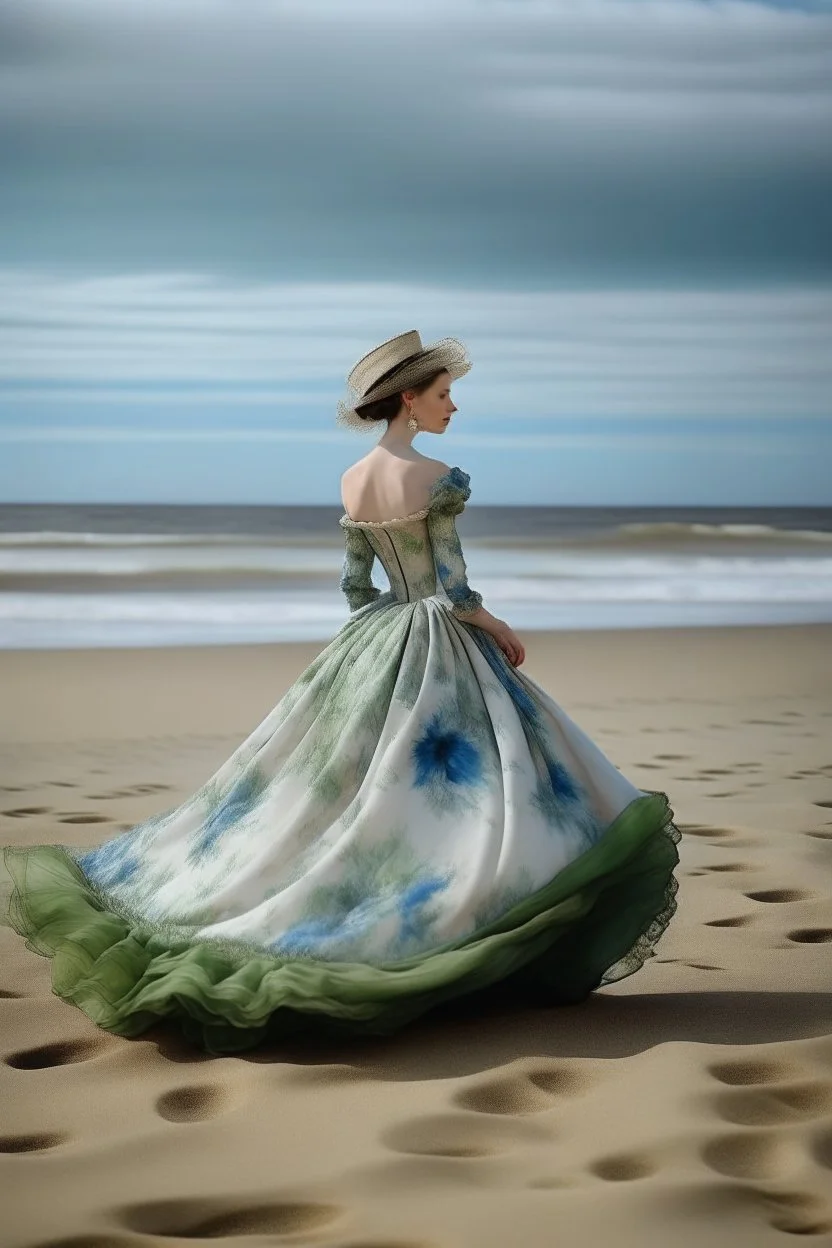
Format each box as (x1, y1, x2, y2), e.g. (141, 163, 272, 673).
(0, 470, 682, 1055)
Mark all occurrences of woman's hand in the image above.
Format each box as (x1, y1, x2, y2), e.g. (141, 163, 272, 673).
(486, 618, 525, 667)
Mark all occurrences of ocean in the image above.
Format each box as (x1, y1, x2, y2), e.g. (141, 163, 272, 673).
(1, 503, 831, 648)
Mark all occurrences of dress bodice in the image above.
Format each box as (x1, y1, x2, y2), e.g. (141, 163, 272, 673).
(338, 465, 484, 618)
(342, 513, 438, 606)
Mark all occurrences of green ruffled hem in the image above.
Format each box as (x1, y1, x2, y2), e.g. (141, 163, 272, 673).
(1, 792, 681, 1055)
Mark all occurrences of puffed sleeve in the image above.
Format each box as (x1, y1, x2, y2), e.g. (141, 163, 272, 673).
(426, 467, 484, 620)
(339, 522, 381, 612)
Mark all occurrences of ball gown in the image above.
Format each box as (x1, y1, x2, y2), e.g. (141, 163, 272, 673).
(0, 466, 681, 1054)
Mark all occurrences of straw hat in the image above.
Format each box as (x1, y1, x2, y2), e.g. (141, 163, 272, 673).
(336, 330, 472, 431)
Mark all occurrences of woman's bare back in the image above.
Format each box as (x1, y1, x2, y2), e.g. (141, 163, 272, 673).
(341, 450, 451, 523)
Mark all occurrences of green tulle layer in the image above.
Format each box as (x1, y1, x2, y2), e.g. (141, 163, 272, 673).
(1, 792, 681, 1055)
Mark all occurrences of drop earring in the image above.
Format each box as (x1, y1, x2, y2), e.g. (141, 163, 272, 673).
(406, 407, 419, 433)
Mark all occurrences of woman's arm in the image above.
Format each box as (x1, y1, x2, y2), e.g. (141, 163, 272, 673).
(426, 505, 525, 666)
(340, 526, 381, 612)
(426, 505, 484, 620)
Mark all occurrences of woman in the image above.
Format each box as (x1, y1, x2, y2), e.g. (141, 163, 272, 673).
(0, 330, 681, 1055)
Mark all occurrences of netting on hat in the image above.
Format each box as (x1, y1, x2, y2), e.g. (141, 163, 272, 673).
(336, 337, 472, 432)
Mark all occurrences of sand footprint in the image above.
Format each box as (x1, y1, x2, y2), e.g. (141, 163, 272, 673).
(701, 862, 759, 873)
(117, 1197, 345, 1239)
(787, 928, 832, 944)
(588, 1151, 660, 1182)
(0, 1132, 69, 1152)
(88, 784, 173, 801)
(1, 807, 52, 818)
(5, 1038, 111, 1069)
(452, 1063, 592, 1116)
(381, 1112, 552, 1158)
(749, 1186, 832, 1237)
(708, 1058, 806, 1086)
(58, 812, 113, 825)
(703, 1081, 832, 1223)
(670, 1179, 832, 1238)
(743, 718, 795, 727)
(701, 1130, 803, 1181)
(745, 888, 818, 903)
(713, 1079, 832, 1127)
(155, 1083, 237, 1124)
(677, 824, 736, 839)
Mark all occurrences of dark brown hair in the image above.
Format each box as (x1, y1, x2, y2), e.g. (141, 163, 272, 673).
(355, 368, 449, 425)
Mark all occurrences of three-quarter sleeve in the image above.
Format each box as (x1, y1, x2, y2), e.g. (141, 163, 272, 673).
(426, 468, 484, 620)
(339, 523, 382, 612)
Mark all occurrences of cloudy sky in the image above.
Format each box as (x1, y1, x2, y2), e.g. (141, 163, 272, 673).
(1, 0, 830, 506)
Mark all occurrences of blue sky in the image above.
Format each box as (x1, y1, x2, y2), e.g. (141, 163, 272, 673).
(0, 0, 830, 505)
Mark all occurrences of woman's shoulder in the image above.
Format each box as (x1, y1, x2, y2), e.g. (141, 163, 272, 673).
(401, 459, 471, 512)
(426, 463, 472, 515)
(340, 456, 470, 520)
(339, 454, 372, 490)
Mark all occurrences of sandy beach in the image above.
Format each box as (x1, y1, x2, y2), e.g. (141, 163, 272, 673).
(2, 623, 832, 1246)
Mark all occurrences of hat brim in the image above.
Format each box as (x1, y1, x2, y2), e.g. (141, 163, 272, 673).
(336, 338, 472, 432)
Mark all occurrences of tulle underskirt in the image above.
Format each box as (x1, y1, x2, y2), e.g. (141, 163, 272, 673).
(1, 790, 680, 1055)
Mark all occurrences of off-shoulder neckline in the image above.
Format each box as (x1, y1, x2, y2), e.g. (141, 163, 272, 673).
(340, 465, 467, 529)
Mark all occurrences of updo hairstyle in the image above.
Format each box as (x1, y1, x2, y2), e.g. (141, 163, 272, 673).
(354, 368, 448, 425)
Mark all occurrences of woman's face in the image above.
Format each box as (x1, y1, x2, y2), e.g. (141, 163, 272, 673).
(402, 371, 458, 434)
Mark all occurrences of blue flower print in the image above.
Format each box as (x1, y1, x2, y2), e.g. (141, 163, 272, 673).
(430, 466, 471, 512)
(529, 749, 601, 848)
(546, 757, 579, 802)
(271, 870, 452, 961)
(77, 831, 141, 889)
(472, 629, 539, 724)
(189, 766, 266, 861)
(271, 917, 340, 957)
(397, 874, 450, 946)
(412, 712, 482, 789)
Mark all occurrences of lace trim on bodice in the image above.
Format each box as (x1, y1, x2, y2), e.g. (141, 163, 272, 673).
(340, 506, 430, 529)
(339, 465, 469, 530)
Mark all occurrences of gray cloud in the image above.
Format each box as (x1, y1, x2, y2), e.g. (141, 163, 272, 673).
(1, 0, 830, 284)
